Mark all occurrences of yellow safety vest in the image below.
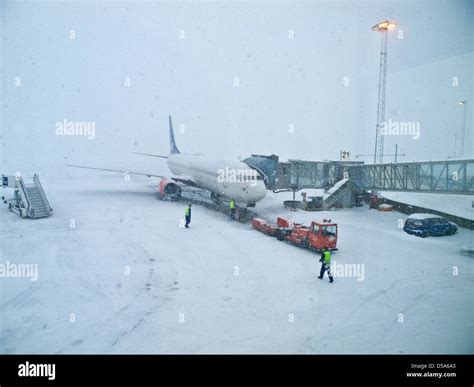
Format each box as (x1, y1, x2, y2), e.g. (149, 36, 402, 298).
(230, 200, 235, 209)
(185, 207, 190, 216)
(323, 251, 331, 264)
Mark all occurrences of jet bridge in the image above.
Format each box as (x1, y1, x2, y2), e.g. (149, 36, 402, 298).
(243, 155, 474, 195)
(243, 154, 362, 191)
(346, 159, 474, 195)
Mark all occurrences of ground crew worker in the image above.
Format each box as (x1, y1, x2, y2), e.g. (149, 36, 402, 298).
(185, 203, 192, 228)
(369, 193, 379, 209)
(318, 249, 334, 283)
(229, 199, 236, 221)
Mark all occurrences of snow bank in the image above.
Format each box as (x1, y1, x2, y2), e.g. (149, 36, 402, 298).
(381, 192, 473, 221)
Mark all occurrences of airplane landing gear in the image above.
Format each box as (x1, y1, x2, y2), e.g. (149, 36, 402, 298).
(211, 192, 223, 209)
(237, 207, 249, 222)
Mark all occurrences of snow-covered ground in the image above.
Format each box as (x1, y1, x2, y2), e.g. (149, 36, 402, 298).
(0, 173, 472, 354)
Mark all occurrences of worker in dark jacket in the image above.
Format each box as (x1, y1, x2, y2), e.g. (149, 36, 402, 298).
(369, 194, 379, 209)
(318, 249, 334, 283)
(229, 199, 236, 220)
(185, 203, 192, 228)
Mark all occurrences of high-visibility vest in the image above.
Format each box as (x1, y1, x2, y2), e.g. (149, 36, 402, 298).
(185, 207, 190, 216)
(230, 200, 235, 209)
(323, 251, 331, 264)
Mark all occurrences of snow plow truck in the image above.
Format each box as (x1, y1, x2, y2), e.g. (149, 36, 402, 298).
(252, 217, 338, 252)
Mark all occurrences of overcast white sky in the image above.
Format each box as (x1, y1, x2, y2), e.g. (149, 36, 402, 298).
(1, 0, 472, 174)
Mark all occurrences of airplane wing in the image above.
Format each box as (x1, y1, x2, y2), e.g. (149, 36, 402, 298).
(67, 164, 196, 186)
(132, 152, 168, 159)
(67, 164, 165, 178)
(132, 151, 203, 158)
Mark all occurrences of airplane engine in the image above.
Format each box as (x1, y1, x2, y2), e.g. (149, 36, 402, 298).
(158, 178, 181, 201)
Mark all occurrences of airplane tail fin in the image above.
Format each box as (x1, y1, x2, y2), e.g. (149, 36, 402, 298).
(169, 115, 181, 155)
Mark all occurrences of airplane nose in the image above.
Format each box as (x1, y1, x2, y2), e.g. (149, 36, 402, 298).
(242, 181, 266, 202)
(256, 181, 267, 200)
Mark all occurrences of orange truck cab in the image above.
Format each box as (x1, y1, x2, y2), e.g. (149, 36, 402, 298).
(307, 221, 338, 251)
(274, 217, 338, 252)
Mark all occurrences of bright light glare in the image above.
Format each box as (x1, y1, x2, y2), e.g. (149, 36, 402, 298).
(372, 20, 398, 32)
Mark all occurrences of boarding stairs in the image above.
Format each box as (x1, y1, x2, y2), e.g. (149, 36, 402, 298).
(2, 174, 52, 219)
(322, 178, 351, 210)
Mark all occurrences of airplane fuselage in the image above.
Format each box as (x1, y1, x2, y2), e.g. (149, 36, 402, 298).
(167, 154, 267, 205)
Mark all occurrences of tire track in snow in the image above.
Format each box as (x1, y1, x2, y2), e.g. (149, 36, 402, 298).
(301, 273, 450, 353)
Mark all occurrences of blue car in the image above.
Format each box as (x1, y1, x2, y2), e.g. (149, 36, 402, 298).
(403, 213, 458, 238)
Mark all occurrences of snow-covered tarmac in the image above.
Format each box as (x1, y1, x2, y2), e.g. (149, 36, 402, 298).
(0, 173, 472, 353)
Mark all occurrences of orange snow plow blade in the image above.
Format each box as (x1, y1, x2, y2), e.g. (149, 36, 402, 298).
(251, 218, 278, 236)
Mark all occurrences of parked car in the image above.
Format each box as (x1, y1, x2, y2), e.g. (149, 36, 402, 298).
(403, 213, 458, 237)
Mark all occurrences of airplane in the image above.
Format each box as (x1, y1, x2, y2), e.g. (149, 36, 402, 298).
(68, 116, 268, 207)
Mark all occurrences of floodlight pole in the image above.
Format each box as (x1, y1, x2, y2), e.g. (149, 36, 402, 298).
(459, 101, 467, 157)
(372, 20, 396, 164)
